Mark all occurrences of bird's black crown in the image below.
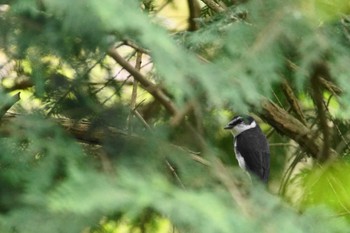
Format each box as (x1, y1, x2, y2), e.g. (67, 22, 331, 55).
(224, 115, 255, 129)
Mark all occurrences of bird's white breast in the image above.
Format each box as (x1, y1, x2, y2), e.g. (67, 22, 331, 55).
(234, 139, 246, 170)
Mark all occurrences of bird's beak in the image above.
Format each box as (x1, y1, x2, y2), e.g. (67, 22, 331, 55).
(224, 124, 233, 130)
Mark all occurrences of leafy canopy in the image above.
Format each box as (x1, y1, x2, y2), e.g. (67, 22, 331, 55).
(0, 0, 350, 232)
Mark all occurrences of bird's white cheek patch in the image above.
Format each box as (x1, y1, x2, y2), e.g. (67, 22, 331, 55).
(234, 140, 246, 170)
(232, 121, 257, 136)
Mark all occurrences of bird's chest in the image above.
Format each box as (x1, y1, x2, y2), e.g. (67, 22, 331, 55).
(234, 139, 246, 170)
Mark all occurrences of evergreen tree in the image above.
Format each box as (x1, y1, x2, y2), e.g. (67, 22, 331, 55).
(0, 0, 350, 232)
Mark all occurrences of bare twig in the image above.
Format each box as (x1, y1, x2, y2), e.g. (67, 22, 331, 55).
(92, 51, 139, 96)
(107, 48, 179, 116)
(47, 56, 105, 116)
(170, 100, 194, 126)
(327, 175, 350, 215)
(187, 0, 201, 31)
(133, 110, 151, 130)
(319, 77, 342, 96)
(269, 143, 299, 148)
(281, 80, 307, 125)
(278, 151, 305, 196)
(310, 62, 332, 162)
(166, 160, 186, 189)
(200, 0, 226, 13)
(108, 47, 208, 150)
(0, 60, 15, 79)
(323, 96, 350, 154)
(260, 99, 337, 160)
(132, 52, 142, 106)
(190, 154, 210, 166)
(127, 52, 142, 133)
(123, 71, 188, 189)
(123, 40, 150, 54)
(0, 92, 20, 120)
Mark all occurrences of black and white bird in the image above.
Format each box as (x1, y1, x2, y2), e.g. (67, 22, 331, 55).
(224, 115, 270, 183)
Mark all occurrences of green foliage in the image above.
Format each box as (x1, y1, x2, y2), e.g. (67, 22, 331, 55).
(1, 0, 350, 232)
(301, 0, 350, 23)
(300, 161, 350, 213)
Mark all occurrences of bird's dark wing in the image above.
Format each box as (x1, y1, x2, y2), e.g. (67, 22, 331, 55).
(235, 129, 270, 183)
(243, 150, 270, 183)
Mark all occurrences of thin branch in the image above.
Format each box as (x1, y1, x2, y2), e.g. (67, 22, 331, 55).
(107, 48, 179, 116)
(127, 52, 142, 133)
(125, 78, 187, 189)
(166, 159, 186, 189)
(170, 100, 194, 126)
(108, 48, 207, 150)
(91, 52, 138, 96)
(187, 0, 201, 31)
(189, 154, 210, 166)
(0, 112, 211, 177)
(278, 151, 305, 196)
(0, 92, 20, 119)
(281, 79, 307, 125)
(323, 97, 350, 154)
(200, 0, 226, 13)
(319, 77, 342, 96)
(0, 60, 15, 79)
(47, 56, 105, 116)
(310, 62, 332, 162)
(132, 52, 142, 108)
(269, 143, 299, 148)
(123, 40, 150, 54)
(327, 176, 350, 215)
(134, 110, 152, 130)
(272, 90, 284, 107)
(260, 99, 337, 160)
(330, 211, 350, 218)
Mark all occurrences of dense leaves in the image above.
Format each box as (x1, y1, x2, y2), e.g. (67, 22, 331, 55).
(1, 0, 350, 232)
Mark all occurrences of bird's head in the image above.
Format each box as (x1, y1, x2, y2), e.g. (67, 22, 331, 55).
(224, 115, 257, 136)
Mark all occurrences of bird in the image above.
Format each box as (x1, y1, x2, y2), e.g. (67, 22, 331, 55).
(224, 115, 270, 183)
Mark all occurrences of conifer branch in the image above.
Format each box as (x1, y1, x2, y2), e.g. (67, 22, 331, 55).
(0, 92, 20, 120)
(200, 0, 226, 13)
(107, 48, 179, 116)
(127, 52, 142, 134)
(310, 62, 333, 162)
(281, 79, 307, 125)
(187, 0, 201, 31)
(260, 99, 337, 160)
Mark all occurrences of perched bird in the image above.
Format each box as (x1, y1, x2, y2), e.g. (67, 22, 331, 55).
(224, 115, 270, 183)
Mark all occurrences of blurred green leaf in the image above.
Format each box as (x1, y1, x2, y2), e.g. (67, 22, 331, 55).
(1, 0, 350, 232)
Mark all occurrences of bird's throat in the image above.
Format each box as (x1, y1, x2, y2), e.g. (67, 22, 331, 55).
(231, 121, 257, 136)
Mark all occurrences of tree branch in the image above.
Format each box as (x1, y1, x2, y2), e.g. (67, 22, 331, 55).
(187, 0, 201, 31)
(319, 77, 342, 96)
(260, 99, 337, 160)
(0, 92, 20, 119)
(127, 52, 142, 133)
(200, 0, 226, 13)
(170, 100, 194, 126)
(310, 62, 333, 162)
(281, 79, 307, 125)
(107, 48, 207, 150)
(107, 48, 179, 116)
(123, 40, 150, 54)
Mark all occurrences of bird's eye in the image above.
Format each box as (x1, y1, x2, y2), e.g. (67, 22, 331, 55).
(236, 119, 243, 124)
